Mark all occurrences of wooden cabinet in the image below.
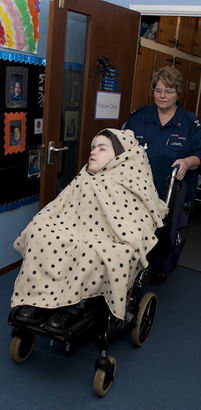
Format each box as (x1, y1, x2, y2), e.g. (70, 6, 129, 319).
(150, 52, 174, 104)
(137, 16, 201, 117)
(132, 45, 201, 115)
(155, 16, 178, 48)
(198, 98, 201, 122)
(132, 47, 173, 110)
(177, 17, 201, 58)
(173, 57, 189, 107)
(175, 57, 201, 112)
(149, 16, 201, 58)
(131, 46, 155, 110)
(154, 51, 174, 71)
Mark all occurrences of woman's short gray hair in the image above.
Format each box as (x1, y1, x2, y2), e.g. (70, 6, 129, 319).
(151, 65, 184, 96)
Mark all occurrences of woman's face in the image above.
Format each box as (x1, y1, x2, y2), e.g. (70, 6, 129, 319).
(88, 135, 115, 173)
(154, 80, 178, 111)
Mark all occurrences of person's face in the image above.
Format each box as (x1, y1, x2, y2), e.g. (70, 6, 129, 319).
(154, 80, 178, 111)
(13, 127, 21, 141)
(88, 135, 115, 173)
(14, 82, 21, 96)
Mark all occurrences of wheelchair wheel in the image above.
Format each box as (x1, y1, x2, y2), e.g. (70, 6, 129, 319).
(93, 356, 117, 397)
(10, 334, 36, 363)
(131, 292, 157, 347)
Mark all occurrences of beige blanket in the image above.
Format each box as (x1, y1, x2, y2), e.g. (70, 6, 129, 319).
(11, 129, 168, 319)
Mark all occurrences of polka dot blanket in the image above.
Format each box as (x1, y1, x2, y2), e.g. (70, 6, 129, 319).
(11, 129, 168, 320)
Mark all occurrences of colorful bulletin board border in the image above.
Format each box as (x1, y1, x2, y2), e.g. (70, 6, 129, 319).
(4, 112, 26, 154)
(0, 0, 40, 54)
(0, 50, 46, 65)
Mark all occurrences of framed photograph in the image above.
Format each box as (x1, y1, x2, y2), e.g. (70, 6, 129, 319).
(5, 66, 28, 108)
(64, 110, 79, 141)
(27, 148, 41, 178)
(4, 112, 26, 155)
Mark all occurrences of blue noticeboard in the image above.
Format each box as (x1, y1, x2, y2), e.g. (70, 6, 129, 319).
(101, 68, 119, 91)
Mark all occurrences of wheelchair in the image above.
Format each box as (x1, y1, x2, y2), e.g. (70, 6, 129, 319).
(8, 166, 182, 397)
(8, 267, 157, 396)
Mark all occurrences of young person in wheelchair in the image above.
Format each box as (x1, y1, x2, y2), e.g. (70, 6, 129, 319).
(10, 128, 168, 332)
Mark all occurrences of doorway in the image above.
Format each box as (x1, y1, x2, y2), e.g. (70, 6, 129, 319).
(39, 0, 140, 208)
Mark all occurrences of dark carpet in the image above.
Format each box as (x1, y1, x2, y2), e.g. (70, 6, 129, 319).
(178, 205, 201, 272)
(1, 266, 201, 410)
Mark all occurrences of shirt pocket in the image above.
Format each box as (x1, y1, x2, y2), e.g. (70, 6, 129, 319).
(165, 136, 189, 156)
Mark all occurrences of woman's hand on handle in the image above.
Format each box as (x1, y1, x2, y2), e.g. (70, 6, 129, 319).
(172, 156, 201, 180)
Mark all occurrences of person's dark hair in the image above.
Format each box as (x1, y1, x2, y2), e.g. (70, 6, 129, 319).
(97, 129, 124, 156)
(151, 66, 184, 96)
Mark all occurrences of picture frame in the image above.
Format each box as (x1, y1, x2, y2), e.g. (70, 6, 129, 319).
(27, 148, 41, 178)
(64, 110, 79, 141)
(5, 66, 28, 108)
(4, 112, 26, 155)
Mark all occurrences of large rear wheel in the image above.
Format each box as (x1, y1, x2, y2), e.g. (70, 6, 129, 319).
(131, 292, 157, 347)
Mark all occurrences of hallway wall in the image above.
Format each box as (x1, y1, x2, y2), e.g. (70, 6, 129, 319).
(0, 0, 199, 268)
(0, 1, 49, 268)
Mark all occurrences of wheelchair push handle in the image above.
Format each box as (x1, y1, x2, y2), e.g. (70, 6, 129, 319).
(165, 164, 180, 207)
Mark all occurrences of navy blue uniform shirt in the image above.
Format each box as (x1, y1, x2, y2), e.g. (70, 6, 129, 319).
(124, 104, 201, 202)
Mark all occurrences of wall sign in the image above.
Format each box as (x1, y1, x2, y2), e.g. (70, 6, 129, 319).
(101, 68, 119, 91)
(95, 91, 121, 120)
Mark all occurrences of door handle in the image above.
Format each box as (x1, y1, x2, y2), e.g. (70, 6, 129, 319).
(48, 141, 69, 165)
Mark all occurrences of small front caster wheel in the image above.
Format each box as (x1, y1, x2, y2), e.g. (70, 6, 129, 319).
(10, 334, 36, 363)
(132, 292, 157, 347)
(93, 356, 117, 397)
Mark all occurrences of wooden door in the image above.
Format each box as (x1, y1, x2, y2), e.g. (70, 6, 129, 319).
(155, 51, 174, 72)
(156, 16, 178, 48)
(177, 17, 197, 55)
(150, 51, 173, 104)
(174, 57, 189, 107)
(198, 96, 201, 122)
(175, 57, 201, 112)
(184, 61, 201, 113)
(191, 18, 201, 58)
(131, 46, 156, 110)
(40, 0, 140, 208)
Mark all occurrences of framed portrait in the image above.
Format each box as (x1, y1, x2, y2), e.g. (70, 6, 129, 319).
(64, 110, 79, 141)
(4, 112, 26, 155)
(5, 66, 28, 108)
(27, 148, 41, 178)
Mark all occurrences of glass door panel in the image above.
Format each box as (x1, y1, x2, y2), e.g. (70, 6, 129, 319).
(58, 12, 88, 192)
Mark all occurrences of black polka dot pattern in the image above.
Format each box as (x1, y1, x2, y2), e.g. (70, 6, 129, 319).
(11, 128, 168, 320)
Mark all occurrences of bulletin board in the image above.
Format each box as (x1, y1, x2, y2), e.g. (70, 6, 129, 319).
(0, 0, 40, 54)
(0, 54, 45, 208)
